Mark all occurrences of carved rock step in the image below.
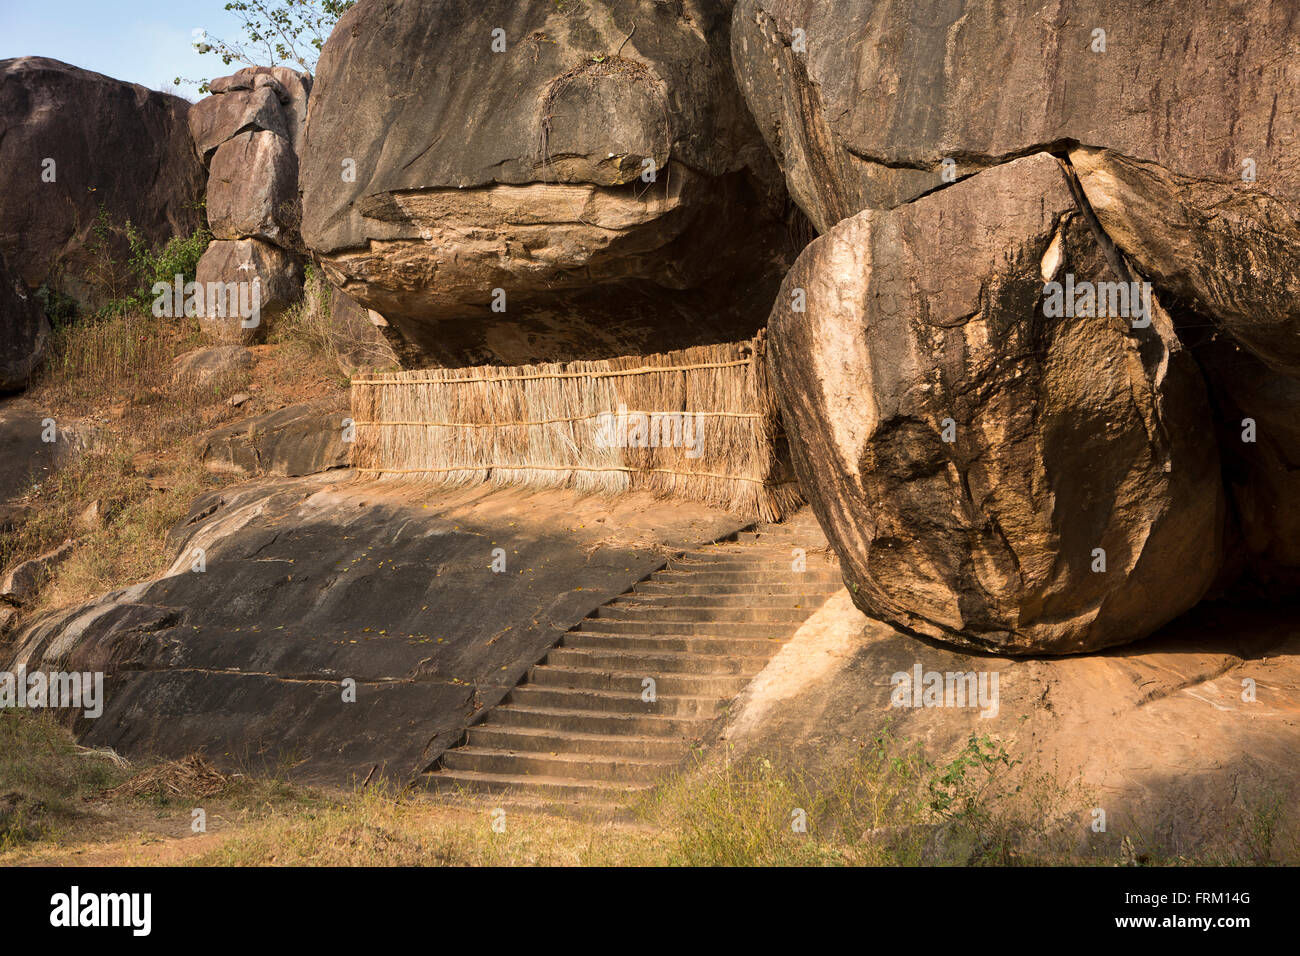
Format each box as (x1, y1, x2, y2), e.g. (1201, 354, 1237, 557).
(422, 508, 841, 808)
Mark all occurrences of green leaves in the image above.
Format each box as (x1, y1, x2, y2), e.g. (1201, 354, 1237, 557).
(193, 0, 358, 80)
(925, 733, 1019, 821)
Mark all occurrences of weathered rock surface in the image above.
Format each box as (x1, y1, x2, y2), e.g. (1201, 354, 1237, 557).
(0, 57, 206, 308)
(170, 345, 254, 388)
(720, 590, 1300, 859)
(733, 0, 1300, 457)
(190, 66, 311, 342)
(188, 85, 288, 165)
(0, 398, 83, 504)
(194, 239, 303, 343)
(1, 538, 74, 604)
(1070, 147, 1300, 379)
(196, 400, 351, 477)
(207, 66, 311, 156)
(327, 286, 401, 376)
(301, 0, 794, 362)
(768, 154, 1224, 655)
(731, 0, 1300, 231)
(206, 131, 300, 246)
(4, 477, 746, 781)
(1, 250, 50, 392)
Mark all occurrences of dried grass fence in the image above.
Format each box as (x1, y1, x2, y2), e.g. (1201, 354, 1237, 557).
(349, 335, 802, 521)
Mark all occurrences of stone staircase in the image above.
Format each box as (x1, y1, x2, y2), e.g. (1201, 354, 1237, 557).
(422, 508, 841, 813)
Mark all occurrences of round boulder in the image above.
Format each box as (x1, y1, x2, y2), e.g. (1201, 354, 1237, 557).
(768, 154, 1226, 655)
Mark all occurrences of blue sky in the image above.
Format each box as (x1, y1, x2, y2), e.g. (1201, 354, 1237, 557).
(0, 0, 274, 99)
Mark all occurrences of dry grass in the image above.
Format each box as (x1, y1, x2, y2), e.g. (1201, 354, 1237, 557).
(270, 265, 336, 357)
(37, 310, 205, 413)
(0, 712, 320, 855)
(4, 445, 217, 614)
(104, 753, 230, 801)
(1, 313, 239, 609)
(189, 786, 665, 867)
(640, 733, 1054, 866)
(3, 715, 1295, 866)
(351, 335, 803, 521)
(0, 711, 132, 850)
(271, 265, 398, 380)
(1, 302, 346, 619)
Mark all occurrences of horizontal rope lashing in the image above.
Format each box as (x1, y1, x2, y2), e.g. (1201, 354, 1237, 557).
(354, 464, 782, 484)
(351, 359, 752, 386)
(351, 410, 766, 427)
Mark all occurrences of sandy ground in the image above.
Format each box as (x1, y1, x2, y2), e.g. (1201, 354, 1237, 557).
(720, 589, 1300, 837)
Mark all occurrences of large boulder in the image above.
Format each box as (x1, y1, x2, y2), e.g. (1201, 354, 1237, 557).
(206, 131, 300, 246)
(206, 66, 312, 156)
(731, 0, 1300, 229)
(1, 249, 50, 392)
(0, 57, 206, 308)
(733, 0, 1300, 405)
(194, 239, 303, 343)
(196, 400, 350, 477)
(1069, 146, 1300, 378)
(768, 154, 1225, 655)
(739, 0, 1300, 602)
(300, 0, 794, 362)
(188, 85, 289, 165)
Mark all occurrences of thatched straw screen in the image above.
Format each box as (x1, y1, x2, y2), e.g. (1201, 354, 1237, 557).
(349, 335, 802, 521)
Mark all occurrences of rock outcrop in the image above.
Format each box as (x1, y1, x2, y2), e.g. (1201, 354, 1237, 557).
(1, 538, 74, 605)
(192, 66, 311, 160)
(1, 250, 50, 392)
(194, 239, 303, 343)
(731, 0, 1300, 230)
(4, 477, 747, 780)
(768, 155, 1224, 655)
(206, 131, 300, 247)
(195, 399, 350, 477)
(1068, 147, 1300, 379)
(739, 0, 1300, 602)
(189, 82, 288, 163)
(190, 66, 312, 343)
(1068, 143, 1300, 596)
(301, 0, 795, 363)
(0, 57, 206, 309)
(170, 344, 254, 389)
